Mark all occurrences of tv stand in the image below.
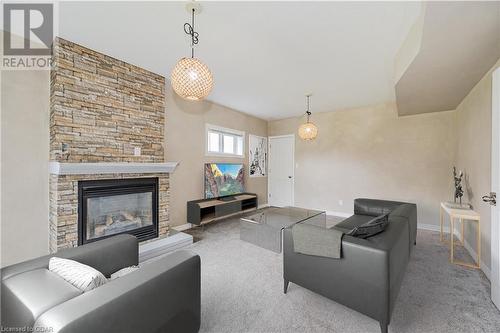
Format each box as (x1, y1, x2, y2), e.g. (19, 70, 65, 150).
(187, 193, 258, 225)
(219, 196, 236, 202)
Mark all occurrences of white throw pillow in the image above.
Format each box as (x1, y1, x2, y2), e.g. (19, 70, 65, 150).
(110, 266, 139, 280)
(49, 257, 107, 292)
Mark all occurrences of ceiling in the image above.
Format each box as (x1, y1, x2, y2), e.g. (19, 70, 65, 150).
(58, 1, 421, 120)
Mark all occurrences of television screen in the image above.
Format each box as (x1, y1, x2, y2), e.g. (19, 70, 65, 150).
(204, 163, 244, 198)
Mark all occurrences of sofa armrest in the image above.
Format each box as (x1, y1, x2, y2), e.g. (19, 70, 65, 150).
(354, 198, 407, 217)
(33, 250, 201, 333)
(390, 203, 417, 247)
(2, 235, 138, 280)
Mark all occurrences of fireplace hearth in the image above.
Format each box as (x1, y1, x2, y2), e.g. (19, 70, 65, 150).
(78, 178, 159, 245)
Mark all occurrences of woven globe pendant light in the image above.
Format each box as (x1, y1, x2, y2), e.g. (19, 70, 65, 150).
(171, 57, 213, 101)
(298, 122, 318, 140)
(298, 94, 318, 140)
(171, 2, 213, 101)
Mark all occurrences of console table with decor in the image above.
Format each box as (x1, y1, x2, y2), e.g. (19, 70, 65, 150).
(439, 202, 481, 269)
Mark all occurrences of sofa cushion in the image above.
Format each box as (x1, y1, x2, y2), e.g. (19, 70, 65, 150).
(333, 214, 374, 233)
(346, 213, 389, 239)
(49, 257, 107, 292)
(2, 268, 82, 328)
(110, 265, 139, 280)
(357, 215, 410, 250)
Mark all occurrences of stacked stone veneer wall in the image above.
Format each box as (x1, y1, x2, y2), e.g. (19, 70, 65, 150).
(49, 38, 168, 252)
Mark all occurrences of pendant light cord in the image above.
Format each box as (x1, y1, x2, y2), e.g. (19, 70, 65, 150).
(306, 95, 312, 122)
(184, 8, 199, 58)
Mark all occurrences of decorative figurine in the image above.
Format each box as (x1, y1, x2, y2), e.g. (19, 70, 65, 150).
(453, 167, 464, 204)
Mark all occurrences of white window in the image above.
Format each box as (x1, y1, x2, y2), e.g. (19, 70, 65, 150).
(206, 124, 245, 157)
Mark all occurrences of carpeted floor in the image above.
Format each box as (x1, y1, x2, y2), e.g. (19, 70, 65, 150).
(182, 216, 500, 333)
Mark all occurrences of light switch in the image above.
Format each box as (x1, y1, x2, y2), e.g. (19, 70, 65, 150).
(134, 147, 141, 156)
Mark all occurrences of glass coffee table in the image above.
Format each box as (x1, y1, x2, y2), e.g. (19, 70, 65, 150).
(240, 206, 326, 253)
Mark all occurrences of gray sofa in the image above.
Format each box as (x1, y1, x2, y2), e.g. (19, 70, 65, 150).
(283, 198, 417, 333)
(1, 234, 201, 333)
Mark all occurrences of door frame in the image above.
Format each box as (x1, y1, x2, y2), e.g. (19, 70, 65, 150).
(267, 134, 295, 207)
(491, 67, 500, 307)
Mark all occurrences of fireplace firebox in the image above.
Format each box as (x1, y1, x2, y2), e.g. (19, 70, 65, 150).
(78, 178, 159, 245)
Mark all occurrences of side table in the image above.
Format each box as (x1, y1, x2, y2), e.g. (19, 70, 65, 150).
(439, 202, 481, 269)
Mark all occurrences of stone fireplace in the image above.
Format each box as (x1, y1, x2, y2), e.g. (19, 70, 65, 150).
(49, 38, 173, 252)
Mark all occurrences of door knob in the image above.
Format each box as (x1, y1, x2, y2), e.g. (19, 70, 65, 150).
(288, 176, 292, 179)
(482, 192, 496, 206)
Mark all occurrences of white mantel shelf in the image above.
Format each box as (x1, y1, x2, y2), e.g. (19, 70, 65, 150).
(49, 162, 178, 175)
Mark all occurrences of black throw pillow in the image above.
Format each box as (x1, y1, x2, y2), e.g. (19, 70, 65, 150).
(347, 213, 390, 239)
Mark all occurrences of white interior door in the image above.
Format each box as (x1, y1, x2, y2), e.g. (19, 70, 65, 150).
(268, 135, 294, 207)
(489, 67, 500, 309)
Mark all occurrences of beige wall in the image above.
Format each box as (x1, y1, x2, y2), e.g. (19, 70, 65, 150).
(268, 102, 456, 226)
(455, 58, 500, 271)
(165, 87, 268, 227)
(1, 70, 50, 267)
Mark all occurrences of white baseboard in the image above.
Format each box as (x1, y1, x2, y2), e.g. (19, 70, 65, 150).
(417, 223, 490, 280)
(292, 205, 352, 218)
(462, 236, 491, 280)
(325, 210, 352, 218)
(417, 223, 442, 232)
(173, 223, 192, 232)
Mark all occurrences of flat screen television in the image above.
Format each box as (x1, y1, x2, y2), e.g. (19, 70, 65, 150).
(204, 163, 244, 199)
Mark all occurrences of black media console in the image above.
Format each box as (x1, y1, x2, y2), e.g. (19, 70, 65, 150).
(187, 193, 258, 225)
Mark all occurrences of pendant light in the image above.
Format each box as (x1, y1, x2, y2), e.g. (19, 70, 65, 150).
(298, 94, 318, 140)
(171, 2, 213, 101)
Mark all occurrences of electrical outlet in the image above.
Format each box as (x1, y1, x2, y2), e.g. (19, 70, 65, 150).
(134, 147, 141, 156)
(338, 200, 343, 206)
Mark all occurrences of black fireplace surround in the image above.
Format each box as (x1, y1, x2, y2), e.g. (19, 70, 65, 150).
(78, 178, 159, 245)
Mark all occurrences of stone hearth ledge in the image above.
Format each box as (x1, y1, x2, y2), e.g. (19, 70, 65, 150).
(49, 162, 178, 175)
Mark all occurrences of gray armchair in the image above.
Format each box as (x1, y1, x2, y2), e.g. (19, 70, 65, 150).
(283, 198, 417, 333)
(1, 234, 201, 333)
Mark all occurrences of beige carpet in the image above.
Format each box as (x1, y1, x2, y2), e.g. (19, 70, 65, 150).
(184, 217, 500, 333)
